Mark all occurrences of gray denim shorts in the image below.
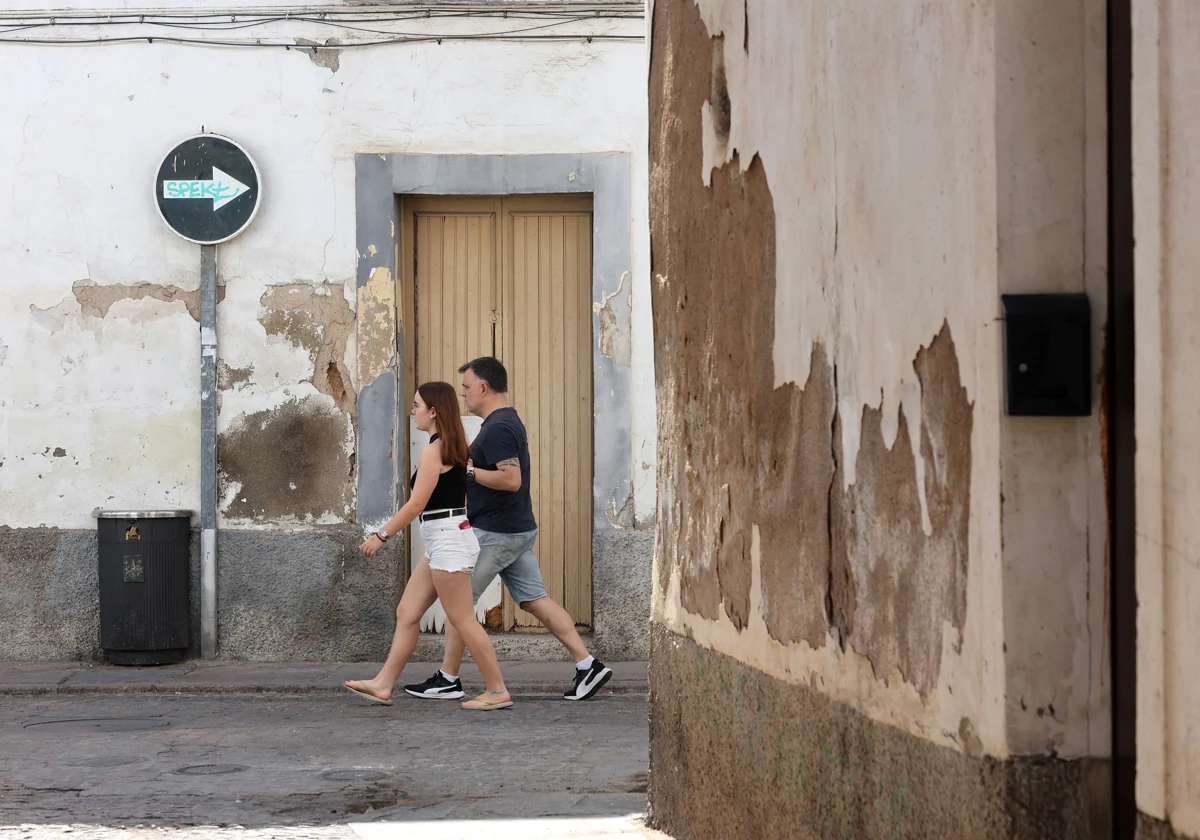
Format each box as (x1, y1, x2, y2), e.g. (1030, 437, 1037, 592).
(469, 528, 549, 606)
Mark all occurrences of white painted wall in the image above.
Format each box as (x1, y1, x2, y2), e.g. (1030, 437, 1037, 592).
(1134, 2, 1200, 834)
(0, 5, 654, 529)
(993, 0, 1110, 761)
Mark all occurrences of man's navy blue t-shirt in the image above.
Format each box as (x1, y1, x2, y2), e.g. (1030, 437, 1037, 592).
(467, 407, 536, 533)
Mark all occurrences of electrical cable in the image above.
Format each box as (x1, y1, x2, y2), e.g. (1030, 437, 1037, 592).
(0, 3, 640, 11)
(3, 13, 598, 38)
(0, 6, 642, 46)
(0, 33, 641, 47)
(0, 7, 642, 24)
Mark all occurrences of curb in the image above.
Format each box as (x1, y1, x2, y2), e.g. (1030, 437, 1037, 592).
(0, 683, 647, 697)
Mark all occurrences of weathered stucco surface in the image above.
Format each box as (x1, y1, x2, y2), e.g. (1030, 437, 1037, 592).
(0, 5, 654, 663)
(73, 282, 227, 322)
(219, 395, 354, 524)
(650, 0, 1002, 759)
(995, 0, 1111, 761)
(832, 324, 973, 702)
(0, 5, 653, 530)
(1139, 814, 1199, 840)
(649, 0, 1109, 800)
(259, 283, 356, 415)
(0, 524, 411, 662)
(649, 626, 1111, 840)
(0, 528, 104, 660)
(1134, 2, 1200, 835)
(1, 285, 204, 526)
(354, 268, 396, 398)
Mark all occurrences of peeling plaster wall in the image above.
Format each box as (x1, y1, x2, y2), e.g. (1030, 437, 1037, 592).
(0, 6, 651, 531)
(0, 4, 652, 662)
(1, 286, 204, 525)
(649, 0, 1108, 790)
(1134, 2, 1200, 836)
(651, 0, 1002, 761)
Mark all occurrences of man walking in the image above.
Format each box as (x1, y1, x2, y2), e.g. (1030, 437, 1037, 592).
(404, 356, 613, 701)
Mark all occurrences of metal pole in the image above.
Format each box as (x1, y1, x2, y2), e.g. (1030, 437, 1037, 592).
(199, 244, 218, 658)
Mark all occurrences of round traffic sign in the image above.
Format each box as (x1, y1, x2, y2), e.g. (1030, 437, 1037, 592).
(154, 134, 261, 245)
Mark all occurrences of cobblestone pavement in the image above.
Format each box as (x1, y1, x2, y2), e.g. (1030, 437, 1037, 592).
(0, 691, 665, 839)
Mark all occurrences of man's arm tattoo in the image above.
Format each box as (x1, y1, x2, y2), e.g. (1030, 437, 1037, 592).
(496, 458, 520, 469)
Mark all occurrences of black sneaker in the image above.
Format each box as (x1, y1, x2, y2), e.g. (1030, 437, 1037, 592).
(403, 671, 465, 700)
(564, 660, 613, 701)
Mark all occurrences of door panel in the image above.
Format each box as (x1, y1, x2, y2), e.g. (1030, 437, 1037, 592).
(410, 197, 501, 390)
(501, 196, 593, 628)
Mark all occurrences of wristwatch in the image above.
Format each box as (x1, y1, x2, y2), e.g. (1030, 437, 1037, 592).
(465, 465, 476, 484)
(375, 530, 389, 542)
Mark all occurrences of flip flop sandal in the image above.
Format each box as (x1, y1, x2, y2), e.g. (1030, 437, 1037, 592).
(461, 694, 514, 711)
(344, 683, 392, 705)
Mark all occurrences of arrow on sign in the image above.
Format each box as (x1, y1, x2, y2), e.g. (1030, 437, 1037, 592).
(162, 167, 250, 211)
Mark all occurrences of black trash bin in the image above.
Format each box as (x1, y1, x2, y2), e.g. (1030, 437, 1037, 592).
(94, 509, 193, 666)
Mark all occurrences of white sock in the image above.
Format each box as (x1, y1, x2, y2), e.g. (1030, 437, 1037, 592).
(440, 670, 458, 682)
(576, 655, 594, 671)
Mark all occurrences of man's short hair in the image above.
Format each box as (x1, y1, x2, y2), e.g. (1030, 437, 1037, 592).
(459, 356, 508, 394)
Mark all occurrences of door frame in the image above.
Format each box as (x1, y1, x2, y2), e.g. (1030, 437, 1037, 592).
(1107, 0, 1136, 836)
(397, 193, 597, 630)
(352, 153, 636, 621)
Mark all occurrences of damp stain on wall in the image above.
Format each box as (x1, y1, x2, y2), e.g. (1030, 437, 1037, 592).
(218, 395, 354, 523)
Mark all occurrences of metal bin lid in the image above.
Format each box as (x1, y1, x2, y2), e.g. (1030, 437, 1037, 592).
(93, 509, 195, 520)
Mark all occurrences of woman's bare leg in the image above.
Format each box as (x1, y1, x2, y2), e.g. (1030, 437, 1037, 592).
(344, 557, 437, 701)
(432, 569, 508, 698)
(441, 623, 468, 677)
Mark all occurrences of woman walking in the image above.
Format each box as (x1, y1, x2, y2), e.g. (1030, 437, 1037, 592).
(344, 381, 512, 711)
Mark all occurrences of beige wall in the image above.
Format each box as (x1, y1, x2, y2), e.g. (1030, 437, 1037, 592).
(1134, 2, 1200, 835)
(996, 0, 1110, 758)
(651, 0, 1107, 764)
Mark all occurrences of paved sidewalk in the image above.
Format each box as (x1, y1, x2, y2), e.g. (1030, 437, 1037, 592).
(1, 820, 672, 839)
(0, 690, 665, 839)
(0, 660, 648, 697)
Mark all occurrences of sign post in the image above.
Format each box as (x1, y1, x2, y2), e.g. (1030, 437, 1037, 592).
(155, 134, 261, 658)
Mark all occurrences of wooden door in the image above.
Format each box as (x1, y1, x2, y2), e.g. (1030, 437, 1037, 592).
(401, 194, 594, 629)
(404, 196, 501, 390)
(499, 195, 594, 628)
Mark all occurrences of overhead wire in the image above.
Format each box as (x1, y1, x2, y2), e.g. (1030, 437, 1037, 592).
(0, 7, 641, 26)
(0, 14, 599, 37)
(0, 4, 641, 18)
(0, 6, 642, 46)
(0, 34, 642, 47)
(0, 11, 638, 24)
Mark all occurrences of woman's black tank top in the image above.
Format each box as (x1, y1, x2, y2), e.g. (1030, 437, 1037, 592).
(410, 434, 467, 512)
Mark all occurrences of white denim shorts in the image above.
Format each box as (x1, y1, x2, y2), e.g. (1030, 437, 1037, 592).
(419, 514, 479, 573)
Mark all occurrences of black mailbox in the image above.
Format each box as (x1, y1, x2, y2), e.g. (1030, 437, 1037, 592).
(1001, 294, 1092, 417)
